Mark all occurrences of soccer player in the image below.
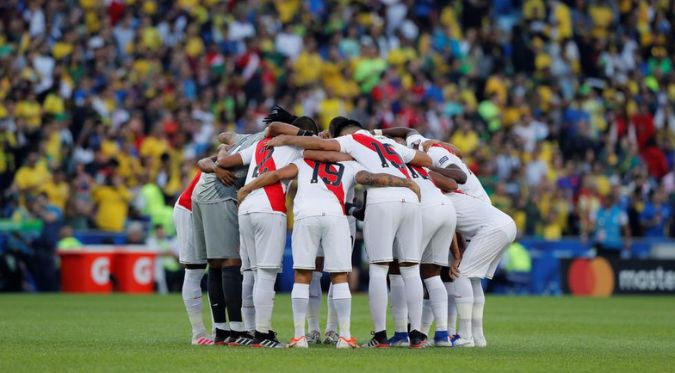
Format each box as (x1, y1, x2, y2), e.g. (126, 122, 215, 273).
(173, 169, 213, 345)
(265, 117, 432, 348)
(238, 152, 421, 349)
(406, 133, 517, 348)
(387, 149, 460, 347)
(193, 134, 263, 346)
(215, 117, 320, 348)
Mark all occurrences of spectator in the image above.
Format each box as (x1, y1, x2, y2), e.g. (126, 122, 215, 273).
(56, 226, 83, 251)
(147, 224, 181, 294)
(92, 175, 131, 232)
(640, 188, 671, 238)
(591, 194, 631, 259)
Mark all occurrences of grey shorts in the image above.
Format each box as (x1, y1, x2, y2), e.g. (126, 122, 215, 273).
(192, 199, 240, 260)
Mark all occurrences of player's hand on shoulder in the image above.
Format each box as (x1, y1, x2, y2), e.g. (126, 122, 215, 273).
(265, 135, 289, 148)
(215, 167, 235, 186)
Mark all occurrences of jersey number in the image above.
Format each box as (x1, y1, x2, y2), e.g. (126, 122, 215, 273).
(252, 147, 274, 177)
(310, 162, 345, 187)
(372, 142, 405, 171)
(407, 165, 428, 180)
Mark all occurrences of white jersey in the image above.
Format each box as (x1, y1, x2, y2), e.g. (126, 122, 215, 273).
(335, 130, 417, 204)
(292, 159, 364, 219)
(238, 137, 302, 215)
(427, 145, 491, 203)
(404, 164, 448, 207)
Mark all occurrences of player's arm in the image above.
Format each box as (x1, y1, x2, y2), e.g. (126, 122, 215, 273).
(266, 134, 341, 151)
(217, 132, 237, 145)
(408, 150, 432, 168)
(197, 154, 217, 173)
(373, 127, 419, 139)
(264, 121, 315, 137)
(303, 150, 354, 163)
(431, 165, 467, 184)
(355, 171, 421, 202)
(449, 234, 461, 279)
(422, 140, 463, 159)
(237, 164, 299, 205)
(428, 170, 458, 192)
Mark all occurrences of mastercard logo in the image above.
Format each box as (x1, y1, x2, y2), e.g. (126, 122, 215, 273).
(567, 257, 615, 296)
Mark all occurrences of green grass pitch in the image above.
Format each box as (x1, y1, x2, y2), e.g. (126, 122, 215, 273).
(1, 294, 674, 372)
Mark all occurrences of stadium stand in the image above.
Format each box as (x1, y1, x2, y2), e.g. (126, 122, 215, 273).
(0, 0, 673, 292)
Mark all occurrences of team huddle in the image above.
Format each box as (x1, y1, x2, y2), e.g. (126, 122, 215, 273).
(173, 106, 517, 349)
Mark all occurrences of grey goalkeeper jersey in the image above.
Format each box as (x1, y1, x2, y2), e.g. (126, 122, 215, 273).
(192, 132, 265, 203)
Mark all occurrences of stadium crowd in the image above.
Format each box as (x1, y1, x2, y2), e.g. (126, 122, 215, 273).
(0, 0, 674, 285)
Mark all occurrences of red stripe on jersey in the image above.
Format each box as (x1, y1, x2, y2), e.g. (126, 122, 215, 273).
(410, 165, 429, 178)
(255, 138, 287, 213)
(430, 143, 461, 157)
(304, 160, 346, 215)
(351, 133, 410, 179)
(177, 170, 202, 211)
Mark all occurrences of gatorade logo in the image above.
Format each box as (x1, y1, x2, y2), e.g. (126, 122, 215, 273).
(91, 257, 110, 285)
(133, 257, 153, 285)
(567, 257, 615, 296)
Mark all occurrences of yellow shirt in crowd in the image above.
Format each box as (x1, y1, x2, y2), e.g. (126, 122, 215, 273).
(92, 185, 132, 232)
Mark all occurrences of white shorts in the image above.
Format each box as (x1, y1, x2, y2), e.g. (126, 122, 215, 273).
(363, 201, 422, 264)
(317, 215, 357, 258)
(292, 215, 352, 273)
(420, 202, 456, 266)
(447, 193, 513, 239)
(238, 213, 287, 271)
(173, 205, 206, 265)
(459, 221, 517, 279)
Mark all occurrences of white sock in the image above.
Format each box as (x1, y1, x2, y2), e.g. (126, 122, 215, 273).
(214, 322, 229, 331)
(424, 276, 448, 332)
(325, 283, 337, 333)
(242, 271, 255, 333)
(291, 283, 310, 338)
(388, 274, 408, 333)
(332, 282, 352, 339)
(445, 282, 457, 335)
(253, 268, 277, 333)
(454, 276, 473, 340)
(369, 263, 389, 332)
(307, 272, 322, 333)
(421, 299, 433, 337)
(400, 265, 424, 332)
(182, 269, 207, 338)
(471, 278, 485, 339)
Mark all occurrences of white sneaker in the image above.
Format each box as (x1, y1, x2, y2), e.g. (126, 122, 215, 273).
(474, 336, 487, 348)
(336, 336, 359, 349)
(451, 335, 475, 347)
(191, 334, 214, 345)
(288, 336, 309, 348)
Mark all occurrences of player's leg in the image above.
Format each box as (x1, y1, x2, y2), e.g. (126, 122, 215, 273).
(175, 205, 212, 345)
(217, 200, 244, 344)
(251, 213, 287, 348)
(323, 282, 338, 344)
(388, 260, 409, 346)
(473, 219, 517, 348)
(323, 216, 357, 349)
(395, 201, 425, 348)
(234, 214, 256, 346)
(289, 217, 320, 348)
(440, 269, 457, 336)
(421, 204, 456, 347)
(306, 257, 323, 344)
(362, 202, 397, 348)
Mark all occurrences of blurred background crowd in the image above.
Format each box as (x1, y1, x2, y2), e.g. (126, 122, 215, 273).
(0, 0, 674, 290)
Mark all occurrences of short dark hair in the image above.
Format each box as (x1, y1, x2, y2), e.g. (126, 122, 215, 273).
(292, 116, 319, 135)
(329, 116, 363, 138)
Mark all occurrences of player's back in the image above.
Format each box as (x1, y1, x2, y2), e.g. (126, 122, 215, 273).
(193, 132, 264, 202)
(292, 159, 361, 219)
(427, 145, 490, 203)
(238, 137, 302, 214)
(335, 130, 417, 204)
(405, 164, 447, 207)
